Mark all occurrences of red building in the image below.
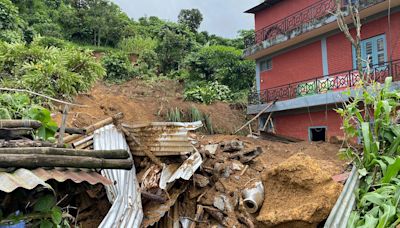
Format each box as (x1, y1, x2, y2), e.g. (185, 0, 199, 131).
(245, 0, 400, 141)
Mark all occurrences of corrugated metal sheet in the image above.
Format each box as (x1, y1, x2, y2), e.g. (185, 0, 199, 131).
(123, 121, 202, 156)
(94, 124, 143, 228)
(159, 151, 202, 190)
(0, 168, 112, 193)
(324, 166, 359, 228)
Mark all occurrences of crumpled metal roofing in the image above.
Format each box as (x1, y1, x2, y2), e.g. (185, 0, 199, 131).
(94, 124, 143, 228)
(159, 151, 202, 190)
(0, 168, 112, 193)
(324, 166, 359, 228)
(123, 121, 203, 156)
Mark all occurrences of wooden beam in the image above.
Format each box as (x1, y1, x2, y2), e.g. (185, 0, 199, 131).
(234, 100, 276, 134)
(0, 120, 41, 129)
(0, 154, 133, 169)
(0, 147, 129, 159)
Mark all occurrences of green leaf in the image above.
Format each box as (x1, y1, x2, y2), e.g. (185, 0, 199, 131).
(39, 220, 53, 228)
(51, 207, 62, 225)
(377, 204, 396, 228)
(358, 168, 368, 177)
(347, 211, 360, 228)
(34, 195, 56, 212)
(382, 157, 400, 183)
(359, 213, 379, 228)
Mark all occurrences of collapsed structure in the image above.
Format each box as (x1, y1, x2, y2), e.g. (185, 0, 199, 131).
(0, 111, 350, 227)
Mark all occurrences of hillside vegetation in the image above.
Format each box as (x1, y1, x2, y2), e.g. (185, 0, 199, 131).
(0, 0, 255, 106)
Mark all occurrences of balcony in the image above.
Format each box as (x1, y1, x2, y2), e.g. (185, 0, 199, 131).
(248, 59, 400, 105)
(244, 0, 388, 59)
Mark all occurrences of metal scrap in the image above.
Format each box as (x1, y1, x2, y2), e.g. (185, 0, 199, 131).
(122, 121, 203, 156)
(94, 125, 143, 228)
(0, 168, 112, 193)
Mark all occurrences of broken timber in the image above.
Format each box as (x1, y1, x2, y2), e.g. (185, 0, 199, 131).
(0, 120, 42, 129)
(234, 100, 277, 134)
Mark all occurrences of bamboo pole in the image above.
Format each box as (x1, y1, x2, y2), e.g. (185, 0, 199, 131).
(64, 112, 124, 143)
(233, 100, 276, 134)
(0, 120, 41, 129)
(0, 147, 129, 159)
(0, 154, 133, 169)
(76, 140, 93, 150)
(261, 112, 273, 132)
(0, 140, 57, 148)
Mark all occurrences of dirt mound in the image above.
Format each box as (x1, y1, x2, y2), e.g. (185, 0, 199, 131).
(54, 79, 246, 134)
(257, 153, 343, 227)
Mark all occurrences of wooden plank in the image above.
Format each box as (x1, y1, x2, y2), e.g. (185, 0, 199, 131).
(234, 100, 276, 134)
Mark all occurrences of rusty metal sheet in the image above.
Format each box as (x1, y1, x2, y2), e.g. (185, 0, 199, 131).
(94, 124, 143, 228)
(123, 121, 202, 156)
(0, 168, 112, 193)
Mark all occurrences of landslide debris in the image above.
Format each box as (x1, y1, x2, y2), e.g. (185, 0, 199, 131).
(257, 153, 343, 227)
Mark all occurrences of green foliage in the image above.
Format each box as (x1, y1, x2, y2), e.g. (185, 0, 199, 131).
(338, 77, 400, 227)
(102, 51, 134, 82)
(0, 92, 57, 140)
(156, 23, 195, 74)
(166, 107, 182, 122)
(185, 45, 255, 92)
(118, 36, 158, 55)
(0, 40, 105, 99)
(32, 35, 68, 48)
(184, 81, 232, 104)
(178, 9, 203, 32)
(0, 0, 24, 42)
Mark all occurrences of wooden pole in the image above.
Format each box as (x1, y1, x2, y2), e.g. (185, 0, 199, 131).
(0, 140, 57, 148)
(233, 100, 276, 134)
(261, 112, 273, 132)
(0, 147, 129, 159)
(0, 120, 42, 129)
(58, 105, 69, 146)
(64, 112, 124, 143)
(0, 154, 133, 169)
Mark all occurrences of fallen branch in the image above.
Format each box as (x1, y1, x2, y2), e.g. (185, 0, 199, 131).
(0, 87, 88, 107)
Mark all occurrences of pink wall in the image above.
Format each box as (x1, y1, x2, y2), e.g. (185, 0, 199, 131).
(260, 40, 323, 90)
(274, 110, 343, 141)
(254, 0, 320, 31)
(326, 12, 400, 73)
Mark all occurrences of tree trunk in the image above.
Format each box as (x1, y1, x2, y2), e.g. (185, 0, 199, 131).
(0, 147, 129, 159)
(0, 154, 133, 169)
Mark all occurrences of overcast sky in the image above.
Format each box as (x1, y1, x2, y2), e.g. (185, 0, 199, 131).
(112, 0, 260, 38)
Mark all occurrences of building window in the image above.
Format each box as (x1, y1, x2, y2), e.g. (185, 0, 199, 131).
(353, 34, 387, 69)
(260, 59, 272, 72)
(309, 126, 326, 142)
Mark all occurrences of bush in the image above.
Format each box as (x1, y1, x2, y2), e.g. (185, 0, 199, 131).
(0, 39, 105, 99)
(185, 45, 255, 92)
(118, 36, 157, 55)
(102, 52, 134, 82)
(32, 36, 68, 48)
(184, 81, 232, 104)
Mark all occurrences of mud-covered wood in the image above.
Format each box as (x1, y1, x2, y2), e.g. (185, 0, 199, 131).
(64, 112, 124, 143)
(0, 140, 57, 148)
(0, 120, 42, 129)
(0, 154, 133, 169)
(0, 147, 129, 159)
(0, 128, 33, 139)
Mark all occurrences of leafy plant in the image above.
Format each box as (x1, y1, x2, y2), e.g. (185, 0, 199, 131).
(337, 77, 400, 227)
(166, 107, 182, 122)
(102, 51, 134, 82)
(0, 194, 69, 227)
(184, 81, 232, 104)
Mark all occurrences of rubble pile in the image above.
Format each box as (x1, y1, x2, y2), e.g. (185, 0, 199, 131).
(257, 153, 343, 227)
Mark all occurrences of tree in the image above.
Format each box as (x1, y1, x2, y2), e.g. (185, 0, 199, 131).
(178, 8, 203, 32)
(186, 45, 255, 91)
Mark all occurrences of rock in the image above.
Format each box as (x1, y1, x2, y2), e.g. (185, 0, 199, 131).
(194, 174, 209, 188)
(231, 160, 244, 171)
(204, 144, 218, 155)
(221, 140, 244, 152)
(213, 195, 226, 211)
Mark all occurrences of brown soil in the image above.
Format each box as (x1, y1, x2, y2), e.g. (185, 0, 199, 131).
(257, 153, 343, 227)
(189, 135, 347, 228)
(54, 79, 247, 134)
